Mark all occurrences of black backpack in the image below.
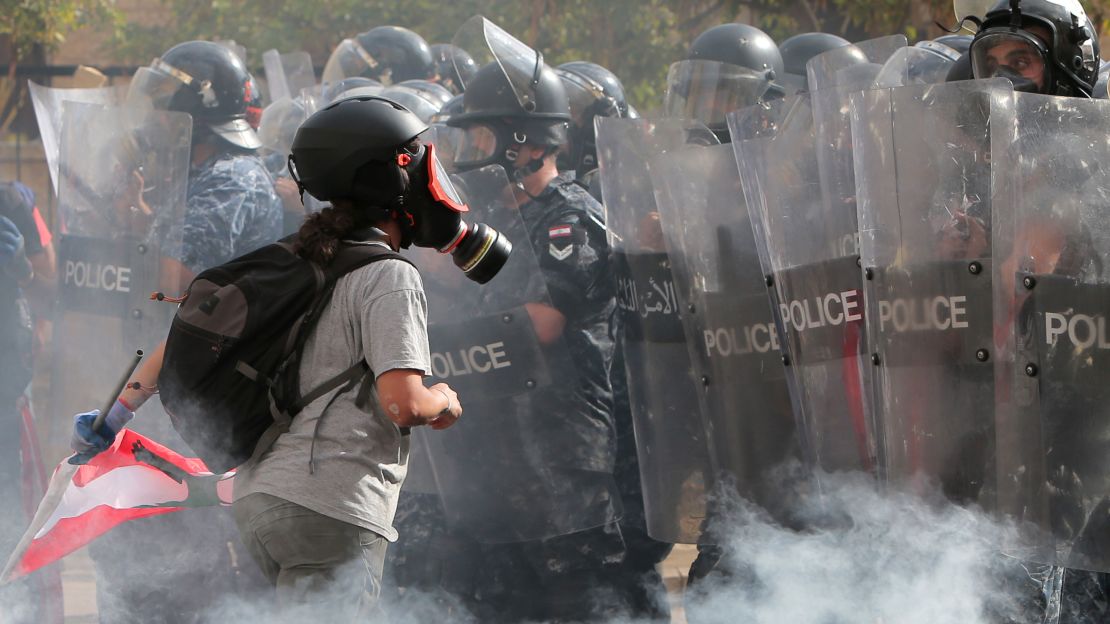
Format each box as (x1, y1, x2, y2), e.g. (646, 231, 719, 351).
(159, 237, 409, 473)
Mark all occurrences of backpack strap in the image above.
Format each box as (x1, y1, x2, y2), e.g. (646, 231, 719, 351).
(250, 242, 415, 466)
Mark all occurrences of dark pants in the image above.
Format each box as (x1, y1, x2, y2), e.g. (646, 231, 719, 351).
(233, 493, 388, 622)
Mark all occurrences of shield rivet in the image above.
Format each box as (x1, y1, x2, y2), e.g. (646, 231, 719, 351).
(525, 379, 536, 389)
(968, 261, 982, 275)
(781, 354, 791, 366)
(975, 348, 990, 362)
(1024, 363, 1038, 377)
(1022, 276, 1037, 290)
(502, 314, 512, 323)
(871, 353, 881, 366)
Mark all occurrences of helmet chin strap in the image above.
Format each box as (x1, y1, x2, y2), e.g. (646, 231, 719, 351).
(503, 131, 548, 200)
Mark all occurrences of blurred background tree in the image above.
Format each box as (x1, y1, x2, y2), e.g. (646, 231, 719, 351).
(9, 1, 1110, 115)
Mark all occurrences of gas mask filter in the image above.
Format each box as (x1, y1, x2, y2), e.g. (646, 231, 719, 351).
(402, 142, 512, 284)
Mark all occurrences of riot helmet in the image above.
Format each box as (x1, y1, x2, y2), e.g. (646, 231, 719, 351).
(430, 43, 477, 95)
(322, 26, 435, 86)
(779, 32, 851, 91)
(555, 61, 630, 176)
(665, 23, 782, 141)
(947, 52, 976, 81)
(379, 83, 450, 123)
(446, 17, 571, 178)
(128, 40, 262, 149)
(967, 0, 1099, 96)
(321, 77, 383, 105)
(430, 93, 465, 124)
(289, 96, 511, 283)
(688, 23, 785, 78)
(395, 80, 454, 109)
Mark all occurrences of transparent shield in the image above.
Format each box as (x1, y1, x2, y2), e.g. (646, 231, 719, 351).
(595, 117, 715, 544)
(872, 46, 959, 89)
(263, 49, 316, 103)
(651, 139, 801, 530)
(413, 165, 619, 542)
(28, 81, 118, 196)
(257, 96, 308, 158)
(322, 38, 376, 85)
(731, 94, 876, 476)
(49, 101, 191, 455)
(852, 79, 1013, 509)
(992, 91, 1110, 572)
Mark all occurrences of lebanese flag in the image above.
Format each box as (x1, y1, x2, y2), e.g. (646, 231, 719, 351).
(2, 430, 234, 583)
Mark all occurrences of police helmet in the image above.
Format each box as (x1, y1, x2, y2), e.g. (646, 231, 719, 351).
(128, 40, 261, 149)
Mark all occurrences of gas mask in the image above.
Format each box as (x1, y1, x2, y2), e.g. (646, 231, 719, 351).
(396, 142, 512, 284)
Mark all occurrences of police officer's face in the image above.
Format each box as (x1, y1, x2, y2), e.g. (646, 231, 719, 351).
(982, 39, 1046, 89)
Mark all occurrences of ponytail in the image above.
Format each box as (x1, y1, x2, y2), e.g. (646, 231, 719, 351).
(293, 202, 360, 265)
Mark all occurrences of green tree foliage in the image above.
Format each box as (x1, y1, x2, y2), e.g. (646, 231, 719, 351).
(105, 0, 1106, 112)
(0, 0, 118, 59)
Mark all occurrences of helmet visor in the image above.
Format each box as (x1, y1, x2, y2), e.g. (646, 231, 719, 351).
(664, 60, 772, 129)
(127, 66, 187, 111)
(451, 123, 500, 169)
(322, 38, 384, 85)
(970, 31, 1049, 92)
(557, 69, 616, 128)
(453, 16, 544, 111)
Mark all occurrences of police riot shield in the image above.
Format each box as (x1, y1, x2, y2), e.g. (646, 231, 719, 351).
(262, 49, 316, 104)
(651, 139, 799, 522)
(871, 45, 959, 89)
(594, 117, 713, 544)
(28, 81, 118, 195)
(731, 94, 874, 474)
(48, 101, 191, 434)
(992, 91, 1110, 572)
(414, 166, 620, 543)
(852, 79, 1013, 506)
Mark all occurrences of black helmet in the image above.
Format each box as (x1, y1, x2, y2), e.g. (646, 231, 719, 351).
(555, 62, 630, 176)
(968, 0, 1099, 97)
(430, 93, 465, 124)
(688, 23, 784, 80)
(430, 43, 477, 95)
(322, 77, 383, 105)
(322, 26, 434, 86)
(946, 52, 976, 82)
(779, 32, 851, 86)
(933, 34, 974, 54)
(446, 60, 570, 173)
(128, 40, 261, 149)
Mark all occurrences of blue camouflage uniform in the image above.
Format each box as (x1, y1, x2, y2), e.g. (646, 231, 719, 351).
(89, 148, 281, 624)
(175, 151, 284, 274)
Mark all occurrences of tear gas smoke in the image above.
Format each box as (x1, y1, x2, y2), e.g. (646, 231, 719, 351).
(2, 464, 1062, 624)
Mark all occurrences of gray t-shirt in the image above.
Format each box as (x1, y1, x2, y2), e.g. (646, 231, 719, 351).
(234, 247, 430, 541)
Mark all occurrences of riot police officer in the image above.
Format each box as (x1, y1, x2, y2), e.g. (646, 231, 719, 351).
(554, 61, 633, 195)
(439, 17, 630, 622)
(664, 23, 785, 142)
(80, 40, 282, 623)
(778, 31, 851, 92)
(968, 0, 1099, 97)
(322, 26, 435, 87)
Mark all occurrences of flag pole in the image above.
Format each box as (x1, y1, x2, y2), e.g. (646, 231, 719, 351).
(2, 351, 146, 584)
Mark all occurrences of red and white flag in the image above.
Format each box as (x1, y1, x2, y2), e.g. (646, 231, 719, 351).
(2, 430, 234, 582)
